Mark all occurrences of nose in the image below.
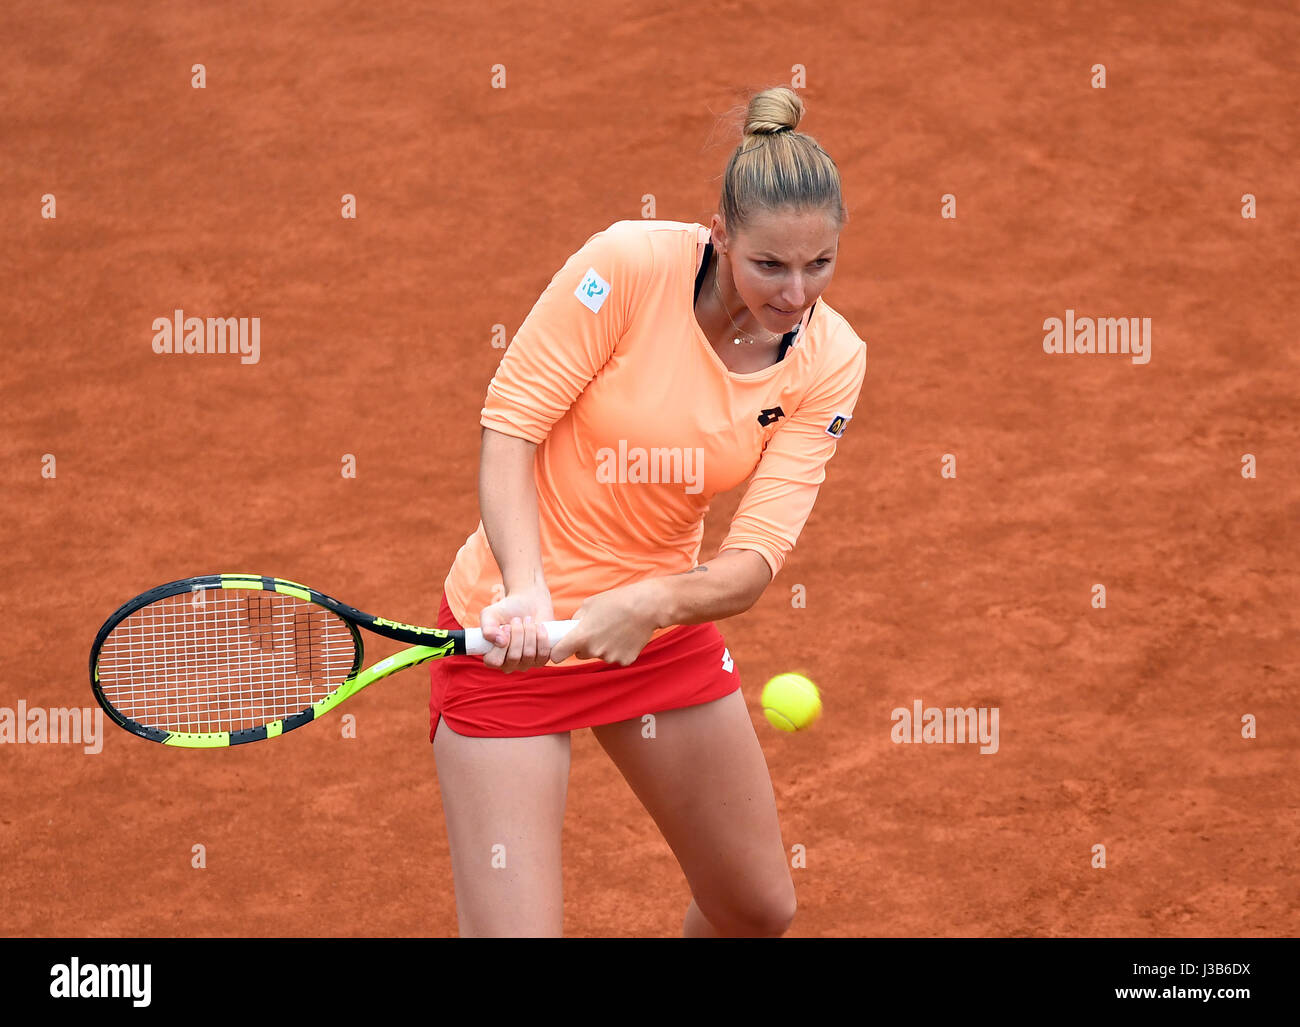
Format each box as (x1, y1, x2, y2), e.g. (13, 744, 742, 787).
(780, 277, 811, 309)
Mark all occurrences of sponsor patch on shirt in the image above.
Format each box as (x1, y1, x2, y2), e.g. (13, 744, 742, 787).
(575, 267, 611, 313)
(825, 412, 853, 438)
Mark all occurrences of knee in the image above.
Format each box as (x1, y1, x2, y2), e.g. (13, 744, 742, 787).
(702, 883, 797, 938)
(753, 891, 797, 938)
(763, 886, 798, 937)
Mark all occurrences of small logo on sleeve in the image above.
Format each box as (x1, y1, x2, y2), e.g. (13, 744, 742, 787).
(575, 268, 611, 313)
(825, 412, 852, 438)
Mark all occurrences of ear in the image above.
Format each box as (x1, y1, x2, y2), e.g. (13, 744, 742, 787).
(711, 215, 729, 253)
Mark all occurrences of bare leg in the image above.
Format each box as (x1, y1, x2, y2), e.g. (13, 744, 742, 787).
(684, 897, 725, 938)
(592, 690, 796, 938)
(432, 715, 571, 937)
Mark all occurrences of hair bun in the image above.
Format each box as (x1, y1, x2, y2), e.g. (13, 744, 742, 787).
(743, 85, 805, 137)
(717, 85, 845, 234)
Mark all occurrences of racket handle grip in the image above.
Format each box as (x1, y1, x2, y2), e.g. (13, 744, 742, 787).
(462, 619, 581, 657)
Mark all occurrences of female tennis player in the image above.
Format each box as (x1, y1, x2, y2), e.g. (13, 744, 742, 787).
(429, 85, 866, 937)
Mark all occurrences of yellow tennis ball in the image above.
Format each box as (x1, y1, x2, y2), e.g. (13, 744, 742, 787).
(761, 673, 822, 732)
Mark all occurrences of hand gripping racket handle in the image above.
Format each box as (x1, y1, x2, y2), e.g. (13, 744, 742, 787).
(462, 619, 581, 657)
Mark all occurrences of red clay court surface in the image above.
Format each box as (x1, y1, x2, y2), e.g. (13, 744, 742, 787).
(1, 2, 1296, 937)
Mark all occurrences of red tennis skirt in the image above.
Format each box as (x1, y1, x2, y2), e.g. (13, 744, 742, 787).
(428, 591, 741, 738)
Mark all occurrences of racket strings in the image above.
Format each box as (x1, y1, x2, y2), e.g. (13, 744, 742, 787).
(96, 590, 358, 734)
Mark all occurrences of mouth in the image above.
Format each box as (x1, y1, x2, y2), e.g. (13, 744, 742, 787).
(768, 304, 798, 316)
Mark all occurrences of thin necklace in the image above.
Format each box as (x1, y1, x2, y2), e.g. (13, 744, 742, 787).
(712, 256, 783, 346)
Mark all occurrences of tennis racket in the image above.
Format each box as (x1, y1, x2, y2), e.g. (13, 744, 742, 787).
(89, 574, 577, 749)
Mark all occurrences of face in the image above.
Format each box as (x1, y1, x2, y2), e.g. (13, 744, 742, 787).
(713, 207, 840, 331)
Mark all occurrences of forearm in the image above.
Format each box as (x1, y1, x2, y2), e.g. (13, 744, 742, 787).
(650, 548, 773, 628)
(479, 427, 546, 592)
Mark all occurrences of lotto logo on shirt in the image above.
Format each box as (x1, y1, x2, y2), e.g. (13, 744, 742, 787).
(575, 267, 611, 313)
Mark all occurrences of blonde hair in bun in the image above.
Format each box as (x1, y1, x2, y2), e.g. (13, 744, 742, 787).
(718, 85, 846, 234)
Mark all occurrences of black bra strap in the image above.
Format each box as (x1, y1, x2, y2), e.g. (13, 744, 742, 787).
(694, 240, 713, 303)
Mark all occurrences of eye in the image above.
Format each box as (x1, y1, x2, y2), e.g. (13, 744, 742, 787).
(758, 259, 833, 270)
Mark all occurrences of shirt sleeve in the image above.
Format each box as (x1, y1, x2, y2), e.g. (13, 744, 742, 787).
(480, 221, 655, 444)
(718, 331, 867, 579)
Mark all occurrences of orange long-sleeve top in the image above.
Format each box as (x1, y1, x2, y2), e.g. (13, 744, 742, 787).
(443, 219, 866, 659)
